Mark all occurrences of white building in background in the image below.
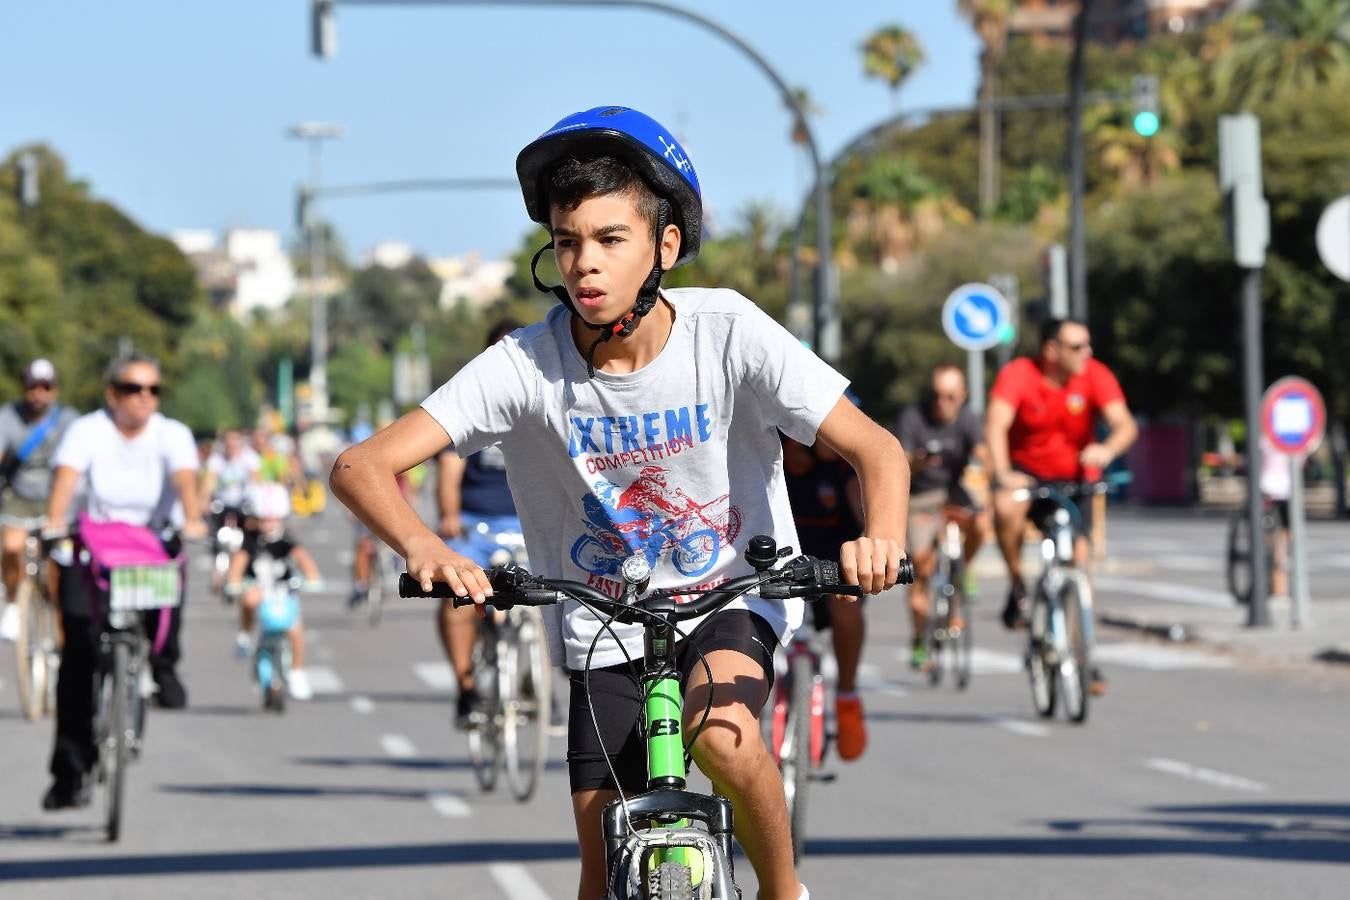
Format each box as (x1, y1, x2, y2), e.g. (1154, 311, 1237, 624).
(427, 251, 513, 310)
(171, 228, 297, 315)
(363, 240, 416, 270)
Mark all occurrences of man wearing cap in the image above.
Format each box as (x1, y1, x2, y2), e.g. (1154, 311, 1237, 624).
(0, 360, 78, 641)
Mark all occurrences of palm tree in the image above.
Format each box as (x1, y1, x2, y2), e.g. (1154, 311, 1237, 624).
(860, 24, 928, 111)
(957, 0, 1014, 217)
(786, 86, 824, 149)
(1218, 0, 1350, 106)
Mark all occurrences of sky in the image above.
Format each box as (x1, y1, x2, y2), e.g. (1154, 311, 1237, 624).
(2, 1, 981, 264)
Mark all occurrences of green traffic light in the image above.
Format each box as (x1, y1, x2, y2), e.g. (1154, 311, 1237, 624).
(1133, 110, 1160, 137)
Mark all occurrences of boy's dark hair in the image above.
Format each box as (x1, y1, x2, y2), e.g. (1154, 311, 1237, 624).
(1039, 317, 1087, 348)
(544, 153, 662, 244)
(486, 318, 523, 348)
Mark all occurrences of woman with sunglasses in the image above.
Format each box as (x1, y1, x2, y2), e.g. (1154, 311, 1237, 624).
(39, 354, 206, 810)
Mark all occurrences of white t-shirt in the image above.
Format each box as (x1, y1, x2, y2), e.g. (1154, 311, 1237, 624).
(421, 288, 849, 668)
(207, 448, 262, 507)
(1259, 435, 1292, 501)
(53, 410, 200, 527)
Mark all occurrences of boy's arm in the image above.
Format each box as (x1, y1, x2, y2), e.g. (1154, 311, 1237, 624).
(815, 396, 910, 594)
(289, 545, 322, 581)
(225, 549, 249, 585)
(330, 408, 492, 602)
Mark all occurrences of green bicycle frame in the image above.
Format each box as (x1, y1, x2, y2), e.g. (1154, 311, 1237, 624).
(641, 622, 703, 883)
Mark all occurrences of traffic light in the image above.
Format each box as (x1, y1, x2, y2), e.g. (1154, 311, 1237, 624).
(312, 0, 337, 59)
(1131, 74, 1160, 137)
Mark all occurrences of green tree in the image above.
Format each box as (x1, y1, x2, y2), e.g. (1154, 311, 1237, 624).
(860, 24, 928, 110)
(1217, 0, 1350, 105)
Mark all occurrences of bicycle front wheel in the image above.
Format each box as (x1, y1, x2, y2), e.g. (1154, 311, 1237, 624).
(105, 641, 131, 842)
(781, 652, 813, 862)
(1059, 574, 1092, 725)
(1027, 592, 1056, 719)
(1226, 512, 1253, 606)
(503, 608, 551, 802)
(467, 629, 502, 792)
(13, 578, 47, 720)
(949, 560, 973, 691)
(645, 860, 695, 900)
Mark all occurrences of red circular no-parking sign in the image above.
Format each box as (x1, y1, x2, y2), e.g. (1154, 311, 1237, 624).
(1261, 376, 1326, 456)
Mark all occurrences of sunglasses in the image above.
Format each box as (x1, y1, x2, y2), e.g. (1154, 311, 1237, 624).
(113, 381, 161, 397)
(23, 381, 54, 391)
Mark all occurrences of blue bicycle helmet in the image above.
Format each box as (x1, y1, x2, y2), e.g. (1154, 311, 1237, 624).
(516, 107, 705, 376)
(516, 106, 702, 266)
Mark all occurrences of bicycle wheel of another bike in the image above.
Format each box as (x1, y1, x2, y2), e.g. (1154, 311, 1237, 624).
(1226, 512, 1253, 606)
(645, 860, 695, 900)
(948, 574, 973, 691)
(1028, 593, 1056, 719)
(1059, 575, 1091, 725)
(504, 609, 551, 802)
(467, 634, 502, 791)
(14, 579, 42, 720)
(782, 652, 813, 862)
(105, 642, 131, 842)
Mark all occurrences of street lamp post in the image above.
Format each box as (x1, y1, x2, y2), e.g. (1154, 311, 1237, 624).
(311, 0, 835, 361)
(288, 121, 344, 427)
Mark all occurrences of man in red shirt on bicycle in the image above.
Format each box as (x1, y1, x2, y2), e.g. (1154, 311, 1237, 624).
(986, 318, 1137, 690)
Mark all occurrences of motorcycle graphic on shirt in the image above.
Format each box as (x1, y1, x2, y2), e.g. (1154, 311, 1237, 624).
(571, 467, 742, 579)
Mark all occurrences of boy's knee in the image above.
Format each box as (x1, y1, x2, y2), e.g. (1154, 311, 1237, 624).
(687, 707, 765, 781)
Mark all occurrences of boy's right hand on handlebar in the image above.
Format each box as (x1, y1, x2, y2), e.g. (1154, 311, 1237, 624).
(404, 533, 493, 604)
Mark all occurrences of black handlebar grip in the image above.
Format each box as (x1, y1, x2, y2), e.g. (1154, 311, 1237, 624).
(399, 573, 457, 599)
(818, 560, 842, 584)
(897, 557, 915, 586)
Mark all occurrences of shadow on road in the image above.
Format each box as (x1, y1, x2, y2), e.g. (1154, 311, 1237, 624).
(159, 783, 454, 801)
(0, 839, 580, 881)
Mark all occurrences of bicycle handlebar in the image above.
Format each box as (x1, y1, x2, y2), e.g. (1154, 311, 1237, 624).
(399, 550, 913, 626)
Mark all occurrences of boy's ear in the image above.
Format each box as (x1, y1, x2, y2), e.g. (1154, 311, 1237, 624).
(659, 223, 682, 272)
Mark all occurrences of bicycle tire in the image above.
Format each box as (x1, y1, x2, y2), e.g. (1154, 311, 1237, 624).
(14, 578, 41, 720)
(504, 608, 551, 802)
(1060, 574, 1092, 725)
(783, 652, 813, 862)
(1028, 591, 1056, 718)
(1226, 511, 1254, 606)
(949, 558, 972, 691)
(106, 641, 130, 842)
(645, 861, 695, 900)
(467, 626, 502, 792)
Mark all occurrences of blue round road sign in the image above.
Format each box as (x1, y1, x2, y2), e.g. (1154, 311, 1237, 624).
(942, 283, 1010, 352)
(1261, 376, 1325, 456)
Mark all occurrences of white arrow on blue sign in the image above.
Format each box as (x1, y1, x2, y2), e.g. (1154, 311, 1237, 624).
(941, 283, 1011, 352)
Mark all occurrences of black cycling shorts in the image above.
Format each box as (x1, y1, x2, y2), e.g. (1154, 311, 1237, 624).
(565, 609, 778, 794)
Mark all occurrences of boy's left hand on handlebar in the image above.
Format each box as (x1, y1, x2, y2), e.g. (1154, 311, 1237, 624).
(1079, 443, 1115, 469)
(404, 534, 494, 603)
(839, 536, 906, 595)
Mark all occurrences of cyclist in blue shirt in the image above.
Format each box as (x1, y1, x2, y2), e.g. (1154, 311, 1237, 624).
(436, 320, 524, 728)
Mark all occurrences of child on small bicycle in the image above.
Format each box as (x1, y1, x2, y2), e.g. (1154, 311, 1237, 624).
(226, 482, 321, 701)
(331, 106, 910, 900)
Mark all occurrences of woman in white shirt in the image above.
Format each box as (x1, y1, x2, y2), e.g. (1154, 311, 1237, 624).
(41, 354, 206, 811)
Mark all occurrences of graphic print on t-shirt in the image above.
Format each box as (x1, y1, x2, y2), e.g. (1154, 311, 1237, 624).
(572, 466, 742, 580)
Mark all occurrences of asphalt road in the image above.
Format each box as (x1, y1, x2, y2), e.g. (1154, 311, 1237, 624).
(1, 504, 1346, 899)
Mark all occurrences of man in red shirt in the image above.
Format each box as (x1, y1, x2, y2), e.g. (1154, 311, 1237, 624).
(986, 318, 1137, 687)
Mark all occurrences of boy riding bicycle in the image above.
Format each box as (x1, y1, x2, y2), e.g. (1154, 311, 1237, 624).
(331, 106, 910, 900)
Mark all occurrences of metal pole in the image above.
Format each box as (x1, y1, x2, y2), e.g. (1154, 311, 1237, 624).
(1288, 453, 1310, 627)
(967, 349, 985, 415)
(1242, 268, 1270, 627)
(308, 140, 330, 427)
(1067, 0, 1092, 322)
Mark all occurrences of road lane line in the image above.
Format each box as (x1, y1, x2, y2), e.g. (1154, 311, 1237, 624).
(381, 733, 417, 758)
(304, 666, 345, 694)
(990, 717, 1050, 738)
(349, 694, 375, 714)
(414, 661, 457, 691)
(427, 791, 472, 819)
(1144, 758, 1268, 793)
(490, 863, 553, 900)
(1094, 575, 1232, 608)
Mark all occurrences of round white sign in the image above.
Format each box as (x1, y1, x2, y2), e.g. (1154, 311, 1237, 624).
(1315, 195, 1350, 282)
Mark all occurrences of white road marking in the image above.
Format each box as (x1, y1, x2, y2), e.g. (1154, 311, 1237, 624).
(414, 661, 457, 691)
(1094, 575, 1233, 608)
(1144, 758, 1268, 793)
(349, 694, 375, 714)
(1094, 642, 1233, 670)
(966, 647, 1025, 675)
(381, 734, 417, 758)
(1153, 554, 1224, 573)
(990, 717, 1050, 738)
(428, 791, 472, 819)
(490, 863, 553, 900)
(303, 666, 345, 694)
